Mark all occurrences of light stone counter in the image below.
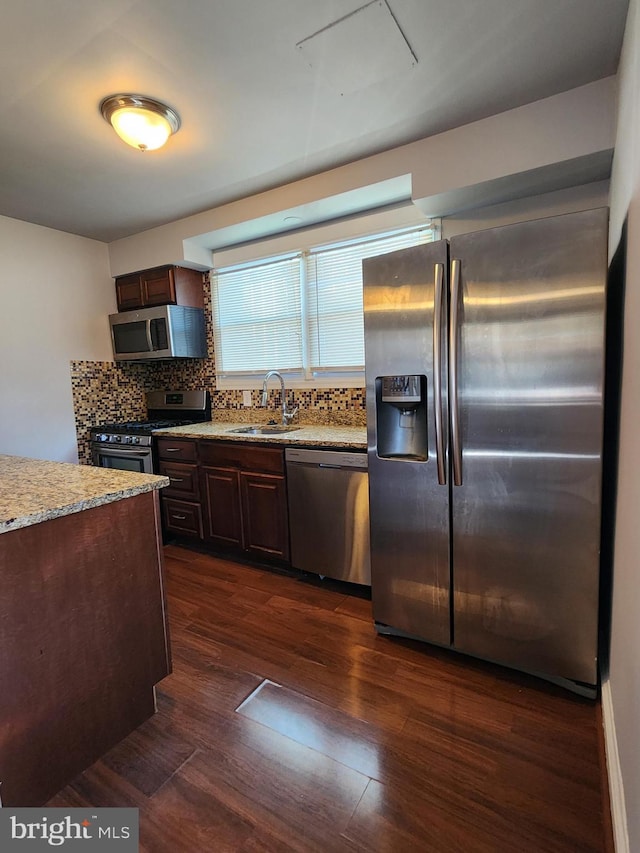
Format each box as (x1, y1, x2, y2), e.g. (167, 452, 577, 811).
(0, 454, 169, 534)
(152, 421, 367, 449)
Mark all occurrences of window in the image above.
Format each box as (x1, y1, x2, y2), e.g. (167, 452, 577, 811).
(212, 224, 435, 387)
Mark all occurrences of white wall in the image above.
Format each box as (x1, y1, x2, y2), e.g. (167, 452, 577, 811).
(606, 0, 640, 850)
(0, 216, 114, 463)
(107, 77, 616, 277)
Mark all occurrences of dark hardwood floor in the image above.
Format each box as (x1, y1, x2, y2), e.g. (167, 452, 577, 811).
(49, 545, 612, 852)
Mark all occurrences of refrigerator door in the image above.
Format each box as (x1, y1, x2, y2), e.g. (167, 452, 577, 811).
(449, 208, 607, 685)
(363, 240, 451, 645)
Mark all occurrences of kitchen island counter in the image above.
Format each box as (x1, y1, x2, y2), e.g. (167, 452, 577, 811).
(152, 421, 367, 449)
(0, 454, 171, 806)
(0, 454, 169, 534)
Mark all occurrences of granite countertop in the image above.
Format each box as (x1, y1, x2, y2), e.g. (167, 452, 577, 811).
(0, 455, 169, 535)
(152, 421, 367, 449)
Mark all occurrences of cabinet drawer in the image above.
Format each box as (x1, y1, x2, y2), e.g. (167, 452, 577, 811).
(198, 441, 284, 474)
(162, 498, 203, 538)
(157, 438, 198, 462)
(159, 461, 199, 500)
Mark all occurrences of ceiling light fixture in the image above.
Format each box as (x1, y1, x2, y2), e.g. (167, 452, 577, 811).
(100, 94, 181, 152)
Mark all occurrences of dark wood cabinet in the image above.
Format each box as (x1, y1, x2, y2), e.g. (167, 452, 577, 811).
(157, 436, 290, 563)
(157, 438, 198, 463)
(201, 466, 243, 548)
(115, 272, 145, 310)
(162, 497, 203, 538)
(159, 460, 200, 500)
(200, 441, 289, 561)
(115, 264, 204, 312)
(157, 439, 202, 539)
(240, 470, 289, 560)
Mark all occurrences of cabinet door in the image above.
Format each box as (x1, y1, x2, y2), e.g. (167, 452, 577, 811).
(202, 466, 243, 548)
(240, 472, 289, 560)
(142, 267, 176, 306)
(115, 273, 144, 311)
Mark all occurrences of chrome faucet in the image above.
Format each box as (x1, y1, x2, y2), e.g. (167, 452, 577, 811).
(261, 370, 298, 425)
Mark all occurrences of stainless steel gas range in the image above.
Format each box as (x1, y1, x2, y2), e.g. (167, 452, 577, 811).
(90, 390, 210, 474)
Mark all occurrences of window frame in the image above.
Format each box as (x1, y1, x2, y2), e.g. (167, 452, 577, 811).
(213, 218, 439, 390)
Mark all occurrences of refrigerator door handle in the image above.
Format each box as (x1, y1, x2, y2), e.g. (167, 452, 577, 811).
(433, 263, 446, 485)
(449, 258, 463, 486)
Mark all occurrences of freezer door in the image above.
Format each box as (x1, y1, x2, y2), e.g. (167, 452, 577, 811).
(363, 240, 451, 645)
(449, 208, 607, 686)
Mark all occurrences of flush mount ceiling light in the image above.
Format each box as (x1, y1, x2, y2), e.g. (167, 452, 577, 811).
(100, 94, 181, 152)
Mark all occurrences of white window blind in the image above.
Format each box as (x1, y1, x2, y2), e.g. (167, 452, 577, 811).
(306, 227, 433, 372)
(212, 224, 434, 382)
(212, 254, 302, 373)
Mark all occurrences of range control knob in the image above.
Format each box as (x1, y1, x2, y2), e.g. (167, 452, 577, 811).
(114, 435, 122, 443)
(99, 434, 108, 442)
(133, 436, 141, 445)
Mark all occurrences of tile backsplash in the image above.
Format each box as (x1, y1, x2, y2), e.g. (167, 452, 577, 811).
(71, 274, 365, 464)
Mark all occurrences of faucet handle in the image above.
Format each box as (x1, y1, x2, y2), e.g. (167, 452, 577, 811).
(283, 406, 299, 424)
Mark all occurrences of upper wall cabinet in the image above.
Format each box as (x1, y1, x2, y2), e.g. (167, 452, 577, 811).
(115, 265, 204, 312)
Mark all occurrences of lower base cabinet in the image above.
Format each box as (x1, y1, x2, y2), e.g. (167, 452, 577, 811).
(157, 439, 202, 538)
(201, 466, 243, 548)
(159, 438, 290, 563)
(240, 470, 289, 560)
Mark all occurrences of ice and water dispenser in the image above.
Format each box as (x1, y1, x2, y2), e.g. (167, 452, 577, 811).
(375, 374, 428, 460)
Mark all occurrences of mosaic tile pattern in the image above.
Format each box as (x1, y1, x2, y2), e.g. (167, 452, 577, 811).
(71, 274, 366, 463)
(210, 388, 366, 422)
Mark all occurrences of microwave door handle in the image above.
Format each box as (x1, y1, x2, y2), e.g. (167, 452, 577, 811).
(145, 319, 154, 352)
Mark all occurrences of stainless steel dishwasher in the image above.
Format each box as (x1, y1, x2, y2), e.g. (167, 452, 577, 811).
(285, 447, 371, 585)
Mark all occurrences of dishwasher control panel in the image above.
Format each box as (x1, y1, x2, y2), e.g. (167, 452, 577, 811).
(285, 448, 367, 469)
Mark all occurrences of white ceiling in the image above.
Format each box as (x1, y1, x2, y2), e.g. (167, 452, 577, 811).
(0, 0, 629, 243)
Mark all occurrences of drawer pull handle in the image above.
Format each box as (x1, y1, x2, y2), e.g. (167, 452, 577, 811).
(169, 477, 185, 483)
(164, 448, 183, 453)
(171, 514, 187, 521)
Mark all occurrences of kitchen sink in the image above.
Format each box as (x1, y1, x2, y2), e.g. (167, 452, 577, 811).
(227, 425, 302, 435)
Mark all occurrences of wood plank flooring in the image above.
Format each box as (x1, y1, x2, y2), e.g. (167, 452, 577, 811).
(49, 545, 612, 852)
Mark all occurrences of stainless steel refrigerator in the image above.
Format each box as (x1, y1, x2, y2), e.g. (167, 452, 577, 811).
(363, 207, 608, 695)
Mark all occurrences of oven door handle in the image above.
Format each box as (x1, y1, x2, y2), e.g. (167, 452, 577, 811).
(94, 447, 150, 457)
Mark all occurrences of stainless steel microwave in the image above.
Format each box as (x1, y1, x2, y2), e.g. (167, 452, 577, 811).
(109, 305, 207, 361)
